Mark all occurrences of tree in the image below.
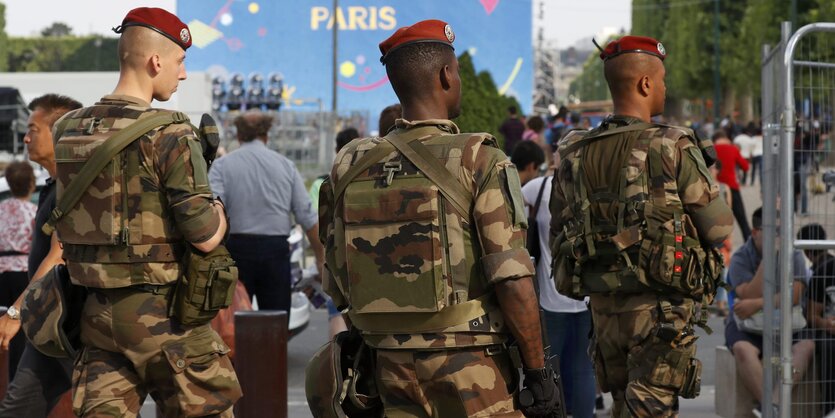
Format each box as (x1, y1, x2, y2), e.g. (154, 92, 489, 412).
(622, 0, 835, 120)
(41, 22, 72, 37)
(0, 2, 8, 71)
(454, 52, 521, 150)
(6, 36, 118, 72)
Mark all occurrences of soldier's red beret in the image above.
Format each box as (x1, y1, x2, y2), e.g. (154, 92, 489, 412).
(379, 19, 455, 64)
(113, 7, 192, 51)
(599, 35, 666, 62)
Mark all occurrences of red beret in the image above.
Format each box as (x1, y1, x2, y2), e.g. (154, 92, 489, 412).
(599, 35, 666, 62)
(113, 7, 191, 50)
(379, 19, 455, 64)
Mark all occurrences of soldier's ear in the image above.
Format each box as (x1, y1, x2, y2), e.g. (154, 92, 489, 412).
(440, 64, 452, 91)
(638, 75, 651, 97)
(149, 53, 163, 76)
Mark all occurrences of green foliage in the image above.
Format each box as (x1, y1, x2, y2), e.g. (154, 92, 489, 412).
(568, 35, 617, 102)
(0, 3, 7, 71)
(41, 22, 72, 37)
(623, 0, 835, 116)
(455, 52, 521, 148)
(7, 36, 118, 72)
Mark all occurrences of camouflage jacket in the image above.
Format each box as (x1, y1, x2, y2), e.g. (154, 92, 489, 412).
(53, 95, 219, 288)
(549, 116, 734, 296)
(320, 118, 536, 350)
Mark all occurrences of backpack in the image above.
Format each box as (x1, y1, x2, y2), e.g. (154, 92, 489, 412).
(552, 122, 724, 330)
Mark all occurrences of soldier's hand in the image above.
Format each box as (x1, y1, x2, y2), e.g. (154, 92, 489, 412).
(520, 366, 560, 417)
(0, 315, 21, 351)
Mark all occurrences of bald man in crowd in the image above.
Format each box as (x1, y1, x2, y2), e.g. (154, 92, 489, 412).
(209, 110, 325, 320)
(48, 8, 240, 417)
(550, 36, 732, 417)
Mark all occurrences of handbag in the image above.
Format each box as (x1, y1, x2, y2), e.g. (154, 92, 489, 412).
(734, 305, 807, 334)
(526, 175, 551, 266)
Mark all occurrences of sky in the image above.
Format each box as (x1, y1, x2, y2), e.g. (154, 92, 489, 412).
(4, 0, 632, 47)
(538, 0, 632, 48)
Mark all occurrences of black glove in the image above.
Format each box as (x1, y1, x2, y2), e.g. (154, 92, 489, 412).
(519, 366, 561, 417)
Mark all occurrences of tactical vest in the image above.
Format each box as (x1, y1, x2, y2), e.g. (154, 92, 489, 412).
(553, 122, 724, 317)
(53, 105, 190, 288)
(326, 122, 506, 343)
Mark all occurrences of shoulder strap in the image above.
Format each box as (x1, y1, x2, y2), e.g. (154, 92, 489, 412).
(647, 134, 668, 209)
(560, 122, 654, 156)
(332, 125, 451, 204)
(43, 112, 188, 235)
(386, 133, 473, 218)
(531, 174, 551, 217)
(332, 142, 394, 203)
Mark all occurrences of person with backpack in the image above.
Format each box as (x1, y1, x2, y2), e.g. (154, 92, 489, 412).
(316, 19, 561, 417)
(550, 36, 733, 417)
(46, 8, 240, 417)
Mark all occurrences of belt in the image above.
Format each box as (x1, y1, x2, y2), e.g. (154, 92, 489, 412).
(132, 283, 174, 296)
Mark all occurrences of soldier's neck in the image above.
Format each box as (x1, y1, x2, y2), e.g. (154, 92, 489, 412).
(401, 102, 448, 122)
(112, 73, 153, 105)
(612, 109, 650, 123)
(612, 98, 651, 123)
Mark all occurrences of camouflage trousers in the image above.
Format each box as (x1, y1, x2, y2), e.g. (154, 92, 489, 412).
(73, 287, 242, 418)
(374, 346, 522, 417)
(588, 293, 700, 418)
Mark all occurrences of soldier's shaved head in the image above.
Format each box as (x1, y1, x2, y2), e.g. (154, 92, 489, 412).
(604, 54, 662, 97)
(118, 26, 181, 68)
(604, 53, 666, 118)
(114, 26, 187, 102)
(385, 43, 461, 120)
(386, 43, 454, 100)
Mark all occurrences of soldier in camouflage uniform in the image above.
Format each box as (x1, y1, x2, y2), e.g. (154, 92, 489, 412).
(549, 36, 734, 417)
(318, 20, 561, 417)
(50, 8, 241, 417)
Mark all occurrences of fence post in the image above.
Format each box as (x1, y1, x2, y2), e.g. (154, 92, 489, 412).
(0, 308, 7, 398)
(234, 311, 288, 418)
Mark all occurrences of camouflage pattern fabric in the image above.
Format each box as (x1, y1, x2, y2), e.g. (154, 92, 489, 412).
(374, 346, 521, 417)
(588, 294, 697, 418)
(551, 117, 734, 300)
(53, 94, 218, 288)
(52, 95, 240, 417)
(73, 288, 241, 417)
(550, 116, 731, 418)
(321, 118, 535, 350)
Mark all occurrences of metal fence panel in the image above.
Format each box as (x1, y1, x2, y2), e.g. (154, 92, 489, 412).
(212, 109, 369, 182)
(763, 21, 835, 418)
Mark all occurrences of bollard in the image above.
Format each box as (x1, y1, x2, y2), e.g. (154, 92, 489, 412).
(234, 310, 288, 418)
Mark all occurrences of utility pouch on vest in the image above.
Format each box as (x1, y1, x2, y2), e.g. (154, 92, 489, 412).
(343, 178, 446, 314)
(680, 357, 702, 398)
(641, 207, 705, 296)
(170, 245, 238, 326)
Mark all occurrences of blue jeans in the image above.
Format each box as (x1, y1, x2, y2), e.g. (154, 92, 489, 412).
(543, 309, 596, 418)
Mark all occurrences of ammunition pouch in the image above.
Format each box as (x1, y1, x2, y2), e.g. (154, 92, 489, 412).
(169, 245, 238, 326)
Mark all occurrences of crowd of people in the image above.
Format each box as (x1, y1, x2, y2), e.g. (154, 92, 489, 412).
(497, 105, 835, 417)
(2, 6, 835, 418)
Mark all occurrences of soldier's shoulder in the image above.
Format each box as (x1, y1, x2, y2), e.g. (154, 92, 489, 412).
(556, 128, 590, 157)
(645, 123, 698, 148)
(142, 109, 196, 137)
(454, 131, 500, 153)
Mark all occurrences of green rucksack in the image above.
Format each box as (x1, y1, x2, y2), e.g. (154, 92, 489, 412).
(552, 122, 724, 330)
